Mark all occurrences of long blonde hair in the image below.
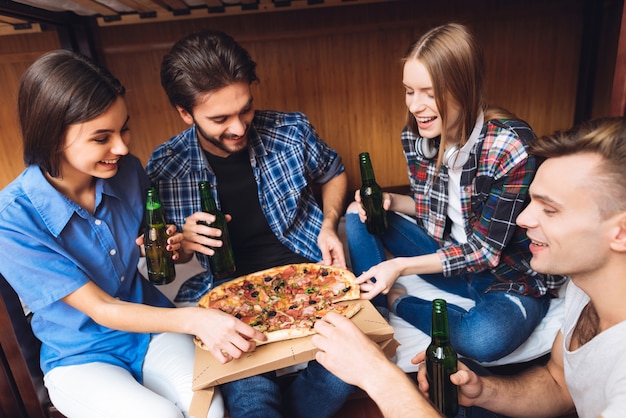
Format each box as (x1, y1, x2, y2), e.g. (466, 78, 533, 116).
(403, 24, 515, 168)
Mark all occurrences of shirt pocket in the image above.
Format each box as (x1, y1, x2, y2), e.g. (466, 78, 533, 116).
(471, 175, 492, 215)
(269, 174, 309, 229)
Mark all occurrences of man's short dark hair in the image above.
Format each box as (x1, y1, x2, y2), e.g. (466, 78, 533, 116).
(160, 30, 258, 114)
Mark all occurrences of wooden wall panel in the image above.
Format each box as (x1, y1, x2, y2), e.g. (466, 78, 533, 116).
(0, 32, 60, 190)
(93, 0, 585, 193)
(0, 0, 596, 192)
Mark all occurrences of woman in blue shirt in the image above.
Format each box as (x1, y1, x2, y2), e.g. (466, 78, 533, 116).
(0, 50, 245, 417)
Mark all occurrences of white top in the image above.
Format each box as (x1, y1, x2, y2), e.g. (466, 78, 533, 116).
(447, 167, 466, 244)
(562, 282, 626, 418)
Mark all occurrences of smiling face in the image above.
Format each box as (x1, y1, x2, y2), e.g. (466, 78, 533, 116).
(516, 153, 619, 280)
(177, 81, 255, 158)
(403, 58, 461, 142)
(58, 97, 130, 182)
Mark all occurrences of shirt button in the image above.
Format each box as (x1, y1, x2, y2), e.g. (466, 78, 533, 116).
(275, 119, 280, 124)
(95, 219, 102, 225)
(109, 249, 117, 256)
(120, 276, 125, 282)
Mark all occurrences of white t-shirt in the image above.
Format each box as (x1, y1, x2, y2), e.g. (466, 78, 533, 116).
(562, 282, 626, 418)
(447, 167, 466, 244)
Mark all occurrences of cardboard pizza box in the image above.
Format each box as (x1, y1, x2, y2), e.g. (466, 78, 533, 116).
(189, 299, 396, 416)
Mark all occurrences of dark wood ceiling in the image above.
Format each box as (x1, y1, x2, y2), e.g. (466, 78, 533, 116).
(0, 0, 400, 33)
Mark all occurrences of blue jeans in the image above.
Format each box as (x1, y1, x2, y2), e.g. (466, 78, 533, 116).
(220, 360, 354, 418)
(346, 212, 550, 362)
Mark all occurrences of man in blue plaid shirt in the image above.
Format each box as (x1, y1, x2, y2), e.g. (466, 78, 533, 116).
(146, 30, 351, 418)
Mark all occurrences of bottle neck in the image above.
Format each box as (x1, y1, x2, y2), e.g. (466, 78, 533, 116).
(431, 300, 451, 344)
(145, 190, 166, 225)
(199, 182, 218, 212)
(359, 154, 377, 184)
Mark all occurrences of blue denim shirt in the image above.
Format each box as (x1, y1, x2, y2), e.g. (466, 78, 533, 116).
(0, 156, 173, 382)
(147, 110, 345, 302)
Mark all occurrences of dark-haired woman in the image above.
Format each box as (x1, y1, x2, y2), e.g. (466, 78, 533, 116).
(0, 50, 226, 417)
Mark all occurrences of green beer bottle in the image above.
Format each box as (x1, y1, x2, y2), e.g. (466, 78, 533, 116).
(359, 152, 387, 235)
(426, 298, 459, 417)
(198, 181, 236, 280)
(144, 187, 176, 285)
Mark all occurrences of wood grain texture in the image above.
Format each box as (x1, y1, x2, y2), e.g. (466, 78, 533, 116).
(0, 0, 615, 192)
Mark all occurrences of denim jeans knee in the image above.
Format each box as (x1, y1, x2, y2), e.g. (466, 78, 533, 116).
(395, 290, 551, 362)
(220, 373, 282, 418)
(284, 361, 355, 418)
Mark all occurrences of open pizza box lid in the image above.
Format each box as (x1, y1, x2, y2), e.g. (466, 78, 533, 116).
(189, 299, 397, 416)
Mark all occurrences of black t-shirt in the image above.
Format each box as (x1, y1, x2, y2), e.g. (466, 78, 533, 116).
(204, 150, 310, 277)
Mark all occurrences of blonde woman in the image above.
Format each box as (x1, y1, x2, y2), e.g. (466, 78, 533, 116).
(346, 23, 566, 362)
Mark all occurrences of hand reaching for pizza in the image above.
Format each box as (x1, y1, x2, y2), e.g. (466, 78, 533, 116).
(356, 258, 404, 299)
(358, 254, 445, 299)
(191, 307, 267, 364)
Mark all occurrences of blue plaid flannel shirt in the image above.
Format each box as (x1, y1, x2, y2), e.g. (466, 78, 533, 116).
(402, 119, 566, 297)
(147, 110, 345, 302)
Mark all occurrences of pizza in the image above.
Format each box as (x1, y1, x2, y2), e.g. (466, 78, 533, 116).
(195, 263, 361, 349)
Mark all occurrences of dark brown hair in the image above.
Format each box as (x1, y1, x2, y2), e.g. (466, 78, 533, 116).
(19, 50, 125, 177)
(160, 30, 258, 114)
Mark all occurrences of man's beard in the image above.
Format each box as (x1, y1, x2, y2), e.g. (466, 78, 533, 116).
(194, 120, 249, 155)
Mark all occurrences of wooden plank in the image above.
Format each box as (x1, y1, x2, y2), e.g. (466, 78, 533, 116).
(97, 7, 208, 25)
(132, 0, 170, 12)
(97, 0, 404, 25)
(158, 0, 190, 10)
(67, 0, 119, 15)
(0, 22, 41, 36)
(610, 0, 626, 116)
(0, 15, 28, 24)
(114, 0, 168, 13)
(201, 0, 224, 7)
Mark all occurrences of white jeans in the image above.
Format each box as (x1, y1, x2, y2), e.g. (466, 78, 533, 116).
(44, 332, 224, 418)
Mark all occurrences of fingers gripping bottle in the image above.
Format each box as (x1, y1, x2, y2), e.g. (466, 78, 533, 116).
(426, 298, 459, 417)
(144, 187, 176, 285)
(198, 181, 236, 279)
(358, 152, 387, 235)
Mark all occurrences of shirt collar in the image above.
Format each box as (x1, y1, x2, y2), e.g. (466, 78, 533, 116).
(247, 124, 267, 159)
(22, 165, 123, 237)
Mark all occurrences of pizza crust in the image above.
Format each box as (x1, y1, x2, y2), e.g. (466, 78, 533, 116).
(254, 302, 362, 346)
